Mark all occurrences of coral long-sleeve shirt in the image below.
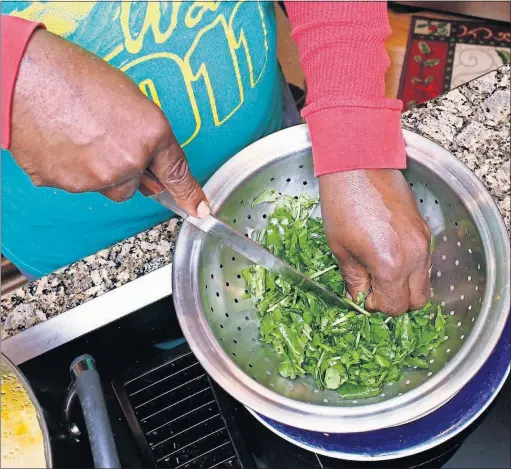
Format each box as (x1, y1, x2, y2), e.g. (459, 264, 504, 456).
(1, 3, 405, 174)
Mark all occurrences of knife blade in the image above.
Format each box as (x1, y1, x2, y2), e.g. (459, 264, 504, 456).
(139, 172, 364, 312)
(151, 191, 351, 308)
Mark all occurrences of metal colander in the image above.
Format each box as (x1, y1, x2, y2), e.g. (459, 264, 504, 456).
(173, 125, 510, 433)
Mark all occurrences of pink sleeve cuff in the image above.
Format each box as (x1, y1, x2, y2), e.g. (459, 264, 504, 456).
(1, 15, 44, 149)
(306, 106, 406, 177)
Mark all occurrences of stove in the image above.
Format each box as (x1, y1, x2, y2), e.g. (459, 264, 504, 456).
(18, 295, 510, 468)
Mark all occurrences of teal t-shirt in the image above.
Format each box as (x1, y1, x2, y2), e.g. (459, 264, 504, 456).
(1, 1, 282, 277)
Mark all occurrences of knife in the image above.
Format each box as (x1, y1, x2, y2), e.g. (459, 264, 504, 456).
(139, 172, 364, 312)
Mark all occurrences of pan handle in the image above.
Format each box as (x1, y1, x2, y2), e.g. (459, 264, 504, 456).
(70, 354, 120, 468)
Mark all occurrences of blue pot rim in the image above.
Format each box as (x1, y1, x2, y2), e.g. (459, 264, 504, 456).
(249, 318, 510, 461)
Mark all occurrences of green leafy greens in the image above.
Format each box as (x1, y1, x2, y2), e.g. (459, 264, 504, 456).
(242, 191, 447, 399)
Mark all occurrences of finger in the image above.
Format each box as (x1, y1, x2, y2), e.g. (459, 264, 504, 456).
(408, 253, 432, 310)
(149, 140, 209, 218)
(334, 246, 371, 300)
(100, 177, 140, 202)
(366, 272, 410, 316)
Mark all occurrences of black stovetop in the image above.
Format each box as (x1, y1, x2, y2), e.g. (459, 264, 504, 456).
(18, 295, 510, 469)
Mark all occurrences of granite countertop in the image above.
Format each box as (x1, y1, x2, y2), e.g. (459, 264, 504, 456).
(2, 65, 510, 340)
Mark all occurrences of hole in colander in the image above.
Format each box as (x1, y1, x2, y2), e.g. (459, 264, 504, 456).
(206, 285, 208, 289)
(220, 324, 224, 329)
(233, 219, 236, 224)
(468, 276, 472, 281)
(245, 316, 249, 321)
(237, 326, 242, 331)
(211, 274, 214, 279)
(249, 363, 253, 368)
(435, 199, 439, 204)
(442, 255, 447, 260)
(450, 285, 454, 291)
(409, 182, 414, 187)
(468, 305, 472, 310)
(245, 289, 249, 294)
(232, 352, 236, 357)
(225, 282, 230, 287)
(233, 339, 238, 344)
(294, 195, 299, 200)
(437, 271, 442, 277)
(424, 182, 429, 187)
(220, 264, 223, 269)
(232, 256, 236, 261)
(443, 236, 448, 241)
(286, 178, 291, 182)
(420, 199, 424, 203)
(263, 214, 267, 219)
(270, 177, 275, 182)
(211, 307, 214, 312)
(303, 181, 308, 185)
(216, 292, 220, 297)
(240, 199, 244, 204)
(225, 313, 229, 318)
(237, 274, 241, 279)
(252, 376, 257, 381)
(455, 221, 459, 226)
(448, 203, 452, 208)
(299, 164, 304, 168)
(247, 215, 252, 220)
(234, 299, 239, 303)
(244, 233, 249, 237)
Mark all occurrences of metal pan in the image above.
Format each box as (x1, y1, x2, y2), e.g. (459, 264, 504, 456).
(1, 353, 52, 468)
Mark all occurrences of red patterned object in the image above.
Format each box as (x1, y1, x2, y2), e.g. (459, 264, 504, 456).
(398, 16, 510, 110)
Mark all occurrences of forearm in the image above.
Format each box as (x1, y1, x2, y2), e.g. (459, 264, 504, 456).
(284, 2, 406, 175)
(1, 15, 44, 149)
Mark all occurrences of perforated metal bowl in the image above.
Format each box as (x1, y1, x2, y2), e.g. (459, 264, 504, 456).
(173, 125, 510, 433)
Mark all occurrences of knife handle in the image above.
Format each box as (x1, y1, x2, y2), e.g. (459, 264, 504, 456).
(139, 169, 191, 220)
(139, 169, 165, 197)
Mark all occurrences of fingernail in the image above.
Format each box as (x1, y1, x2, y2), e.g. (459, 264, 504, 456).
(197, 200, 211, 219)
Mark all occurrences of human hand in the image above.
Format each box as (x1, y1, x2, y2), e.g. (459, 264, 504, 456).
(9, 29, 209, 217)
(319, 169, 431, 316)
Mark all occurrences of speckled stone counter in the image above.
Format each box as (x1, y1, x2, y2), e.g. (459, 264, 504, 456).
(2, 65, 509, 340)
